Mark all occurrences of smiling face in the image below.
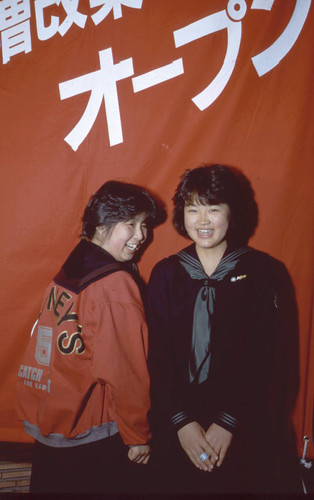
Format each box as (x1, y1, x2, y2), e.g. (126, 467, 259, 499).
(92, 213, 148, 262)
(184, 199, 230, 255)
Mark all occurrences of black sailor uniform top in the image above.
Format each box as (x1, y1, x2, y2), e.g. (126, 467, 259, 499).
(146, 244, 299, 446)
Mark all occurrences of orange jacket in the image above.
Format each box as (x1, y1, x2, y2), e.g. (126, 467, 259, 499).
(15, 242, 151, 448)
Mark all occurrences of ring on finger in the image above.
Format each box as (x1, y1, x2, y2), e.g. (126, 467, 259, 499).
(199, 452, 209, 461)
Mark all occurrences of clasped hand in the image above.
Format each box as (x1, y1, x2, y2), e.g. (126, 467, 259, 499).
(177, 421, 232, 471)
(128, 444, 151, 464)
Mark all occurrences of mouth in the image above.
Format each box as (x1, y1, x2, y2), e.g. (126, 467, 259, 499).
(126, 243, 139, 251)
(197, 229, 213, 235)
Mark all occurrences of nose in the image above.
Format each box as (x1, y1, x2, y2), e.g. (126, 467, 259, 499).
(198, 208, 210, 225)
(134, 224, 146, 242)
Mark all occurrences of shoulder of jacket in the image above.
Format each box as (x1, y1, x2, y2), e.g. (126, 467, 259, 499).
(85, 269, 143, 306)
(86, 268, 136, 288)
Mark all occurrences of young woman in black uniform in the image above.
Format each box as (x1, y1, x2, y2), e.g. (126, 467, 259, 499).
(147, 164, 301, 494)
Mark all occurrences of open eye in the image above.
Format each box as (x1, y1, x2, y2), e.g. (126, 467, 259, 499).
(209, 206, 220, 213)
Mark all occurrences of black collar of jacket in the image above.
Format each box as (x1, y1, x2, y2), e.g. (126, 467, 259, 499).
(54, 239, 135, 294)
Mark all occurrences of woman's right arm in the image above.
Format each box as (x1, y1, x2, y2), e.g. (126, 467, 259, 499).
(147, 261, 181, 426)
(147, 261, 218, 471)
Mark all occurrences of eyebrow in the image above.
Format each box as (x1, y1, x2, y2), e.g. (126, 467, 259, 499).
(185, 201, 222, 208)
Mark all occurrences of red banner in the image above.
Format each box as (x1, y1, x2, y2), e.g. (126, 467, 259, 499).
(1, 0, 313, 458)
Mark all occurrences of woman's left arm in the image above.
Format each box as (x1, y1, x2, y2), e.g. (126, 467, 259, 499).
(208, 258, 299, 457)
(89, 272, 152, 447)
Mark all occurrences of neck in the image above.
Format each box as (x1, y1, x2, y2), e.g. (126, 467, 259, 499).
(195, 241, 227, 277)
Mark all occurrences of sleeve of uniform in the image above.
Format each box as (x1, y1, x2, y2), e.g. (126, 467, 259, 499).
(147, 260, 195, 433)
(212, 258, 299, 434)
(267, 261, 299, 423)
(79, 271, 151, 446)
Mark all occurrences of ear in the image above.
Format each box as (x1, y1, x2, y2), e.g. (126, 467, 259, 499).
(96, 225, 107, 235)
(92, 226, 106, 243)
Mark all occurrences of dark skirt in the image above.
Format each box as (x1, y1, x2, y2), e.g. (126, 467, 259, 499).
(30, 433, 149, 494)
(146, 427, 303, 495)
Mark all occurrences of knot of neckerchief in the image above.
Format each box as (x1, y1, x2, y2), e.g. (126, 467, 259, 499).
(177, 247, 251, 384)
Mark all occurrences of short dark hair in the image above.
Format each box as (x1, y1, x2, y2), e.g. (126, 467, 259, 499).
(172, 164, 258, 247)
(82, 180, 160, 239)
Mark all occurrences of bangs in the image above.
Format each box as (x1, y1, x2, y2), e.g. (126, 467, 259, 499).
(184, 190, 223, 206)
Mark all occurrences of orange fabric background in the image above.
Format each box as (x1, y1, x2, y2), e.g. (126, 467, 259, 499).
(1, 1, 313, 458)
